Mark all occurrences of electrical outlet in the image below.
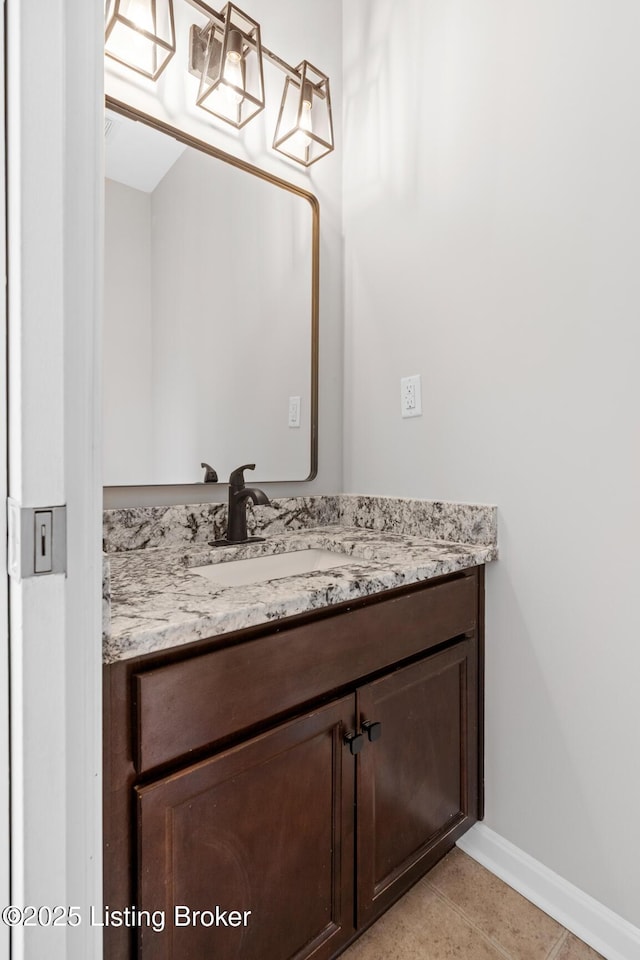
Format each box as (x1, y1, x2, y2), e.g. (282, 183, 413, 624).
(400, 375, 422, 418)
(288, 396, 301, 428)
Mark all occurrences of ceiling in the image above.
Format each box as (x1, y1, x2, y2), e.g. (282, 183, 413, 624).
(105, 109, 187, 193)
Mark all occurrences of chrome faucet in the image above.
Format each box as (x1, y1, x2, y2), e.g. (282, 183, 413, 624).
(223, 464, 270, 544)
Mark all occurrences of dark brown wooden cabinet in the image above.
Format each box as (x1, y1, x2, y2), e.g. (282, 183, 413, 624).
(356, 640, 477, 927)
(104, 567, 484, 960)
(136, 697, 356, 960)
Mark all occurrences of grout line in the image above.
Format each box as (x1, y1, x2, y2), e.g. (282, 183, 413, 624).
(420, 876, 517, 960)
(545, 929, 570, 960)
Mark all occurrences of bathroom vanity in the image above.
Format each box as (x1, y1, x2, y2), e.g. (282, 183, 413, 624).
(103, 496, 497, 960)
(102, 65, 498, 960)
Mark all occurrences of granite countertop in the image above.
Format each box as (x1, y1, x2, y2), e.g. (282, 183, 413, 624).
(104, 496, 498, 665)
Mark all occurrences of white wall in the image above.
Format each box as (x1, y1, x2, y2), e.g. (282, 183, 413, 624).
(104, 178, 154, 482)
(104, 0, 343, 505)
(343, 0, 640, 930)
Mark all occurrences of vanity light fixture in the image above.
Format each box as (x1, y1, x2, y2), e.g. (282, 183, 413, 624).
(187, 0, 334, 164)
(273, 62, 334, 167)
(191, 3, 264, 128)
(105, 0, 176, 81)
(105, 0, 335, 166)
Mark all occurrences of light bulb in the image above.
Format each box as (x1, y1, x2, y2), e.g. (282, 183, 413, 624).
(289, 81, 313, 152)
(223, 29, 244, 105)
(118, 0, 154, 31)
(299, 96, 313, 147)
(110, 0, 155, 72)
(223, 57, 244, 105)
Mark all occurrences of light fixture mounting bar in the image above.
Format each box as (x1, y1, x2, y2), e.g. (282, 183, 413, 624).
(259, 45, 299, 81)
(183, 0, 325, 95)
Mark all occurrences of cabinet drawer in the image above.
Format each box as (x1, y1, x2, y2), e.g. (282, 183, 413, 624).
(133, 571, 478, 774)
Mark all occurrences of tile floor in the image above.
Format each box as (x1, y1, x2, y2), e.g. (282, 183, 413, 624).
(341, 848, 604, 960)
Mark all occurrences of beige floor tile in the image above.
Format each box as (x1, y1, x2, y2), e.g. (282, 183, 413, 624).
(554, 932, 605, 960)
(425, 848, 564, 960)
(340, 883, 508, 960)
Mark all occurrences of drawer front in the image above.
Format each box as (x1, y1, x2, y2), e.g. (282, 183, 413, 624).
(133, 571, 478, 774)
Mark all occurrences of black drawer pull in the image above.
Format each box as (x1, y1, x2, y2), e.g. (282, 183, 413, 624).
(344, 731, 364, 755)
(362, 720, 382, 742)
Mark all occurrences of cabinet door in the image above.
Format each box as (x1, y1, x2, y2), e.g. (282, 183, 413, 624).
(356, 639, 478, 925)
(136, 697, 356, 960)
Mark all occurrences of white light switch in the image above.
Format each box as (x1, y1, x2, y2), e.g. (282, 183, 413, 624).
(401, 375, 422, 418)
(288, 396, 301, 428)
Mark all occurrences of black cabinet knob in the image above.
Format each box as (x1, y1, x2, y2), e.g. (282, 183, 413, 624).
(344, 732, 364, 755)
(362, 720, 382, 742)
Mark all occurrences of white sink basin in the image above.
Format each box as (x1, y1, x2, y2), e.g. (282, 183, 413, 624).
(192, 549, 353, 587)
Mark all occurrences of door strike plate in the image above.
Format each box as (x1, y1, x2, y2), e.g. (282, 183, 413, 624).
(7, 499, 67, 580)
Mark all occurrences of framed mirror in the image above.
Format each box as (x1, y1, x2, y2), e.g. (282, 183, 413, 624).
(103, 97, 318, 486)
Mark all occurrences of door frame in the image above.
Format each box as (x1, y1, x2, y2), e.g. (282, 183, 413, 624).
(1, 5, 9, 956)
(6, 1, 103, 957)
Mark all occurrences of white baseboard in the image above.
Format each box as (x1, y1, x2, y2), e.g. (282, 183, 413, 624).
(456, 824, 640, 960)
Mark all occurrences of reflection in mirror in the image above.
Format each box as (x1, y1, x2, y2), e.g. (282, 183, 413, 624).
(103, 104, 318, 486)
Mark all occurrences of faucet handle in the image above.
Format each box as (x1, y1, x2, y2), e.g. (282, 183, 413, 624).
(201, 462, 218, 483)
(229, 464, 256, 491)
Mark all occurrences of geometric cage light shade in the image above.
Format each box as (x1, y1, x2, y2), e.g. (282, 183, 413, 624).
(195, 2, 265, 129)
(104, 0, 335, 166)
(273, 61, 334, 167)
(105, 0, 176, 81)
